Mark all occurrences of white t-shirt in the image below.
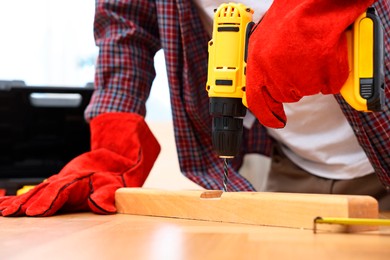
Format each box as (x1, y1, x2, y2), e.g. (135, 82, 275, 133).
(267, 95, 374, 179)
(194, 0, 374, 179)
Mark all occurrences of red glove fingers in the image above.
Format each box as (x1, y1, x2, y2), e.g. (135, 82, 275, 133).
(0, 183, 49, 216)
(87, 172, 124, 214)
(23, 172, 124, 216)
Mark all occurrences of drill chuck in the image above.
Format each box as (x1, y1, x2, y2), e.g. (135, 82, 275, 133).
(210, 97, 246, 157)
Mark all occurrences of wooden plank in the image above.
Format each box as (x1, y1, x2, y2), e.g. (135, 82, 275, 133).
(115, 188, 379, 232)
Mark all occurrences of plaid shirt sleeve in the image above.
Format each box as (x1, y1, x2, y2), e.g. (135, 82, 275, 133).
(86, 0, 271, 192)
(335, 0, 390, 188)
(85, 0, 161, 119)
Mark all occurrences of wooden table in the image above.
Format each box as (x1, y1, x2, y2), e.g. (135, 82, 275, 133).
(1, 122, 389, 259)
(1, 212, 389, 260)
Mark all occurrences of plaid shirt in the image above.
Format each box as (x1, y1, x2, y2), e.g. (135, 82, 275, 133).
(86, 0, 390, 190)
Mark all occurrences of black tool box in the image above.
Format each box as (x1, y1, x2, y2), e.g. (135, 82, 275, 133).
(0, 80, 94, 195)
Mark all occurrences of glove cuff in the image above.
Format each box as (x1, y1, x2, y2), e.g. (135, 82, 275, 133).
(90, 112, 161, 184)
(90, 112, 157, 153)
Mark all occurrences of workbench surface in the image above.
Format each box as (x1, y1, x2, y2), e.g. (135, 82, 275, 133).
(1, 212, 389, 259)
(1, 123, 389, 259)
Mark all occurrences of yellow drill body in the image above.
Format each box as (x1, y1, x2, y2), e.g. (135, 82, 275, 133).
(206, 3, 253, 104)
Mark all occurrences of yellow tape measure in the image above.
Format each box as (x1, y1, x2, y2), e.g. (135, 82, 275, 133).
(16, 185, 36, 196)
(313, 216, 390, 233)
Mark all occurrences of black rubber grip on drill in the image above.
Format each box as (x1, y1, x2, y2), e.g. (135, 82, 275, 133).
(209, 97, 246, 117)
(209, 97, 246, 157)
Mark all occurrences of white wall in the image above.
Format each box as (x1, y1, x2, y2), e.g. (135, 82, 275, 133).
(0, 1, 97, 87)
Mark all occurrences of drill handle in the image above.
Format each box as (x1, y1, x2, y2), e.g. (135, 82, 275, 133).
(340, 7, 385, 112)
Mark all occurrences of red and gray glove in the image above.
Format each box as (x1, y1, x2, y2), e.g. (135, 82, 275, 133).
(246, 0, 375, 128)
(0, 112, 160, 217)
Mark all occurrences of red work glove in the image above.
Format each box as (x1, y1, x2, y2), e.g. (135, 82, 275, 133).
(0, 112, 160, 217)
(246, 0, 375, 128)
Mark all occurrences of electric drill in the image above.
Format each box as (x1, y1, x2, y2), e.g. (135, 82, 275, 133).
(206, 3, 384, 190)
(206, 3, 253, 160)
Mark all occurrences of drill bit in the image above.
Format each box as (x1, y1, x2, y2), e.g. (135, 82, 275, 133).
(223, 158, 229, 192)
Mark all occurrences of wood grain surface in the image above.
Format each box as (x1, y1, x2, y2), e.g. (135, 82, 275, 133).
(1, 212, 389, 260)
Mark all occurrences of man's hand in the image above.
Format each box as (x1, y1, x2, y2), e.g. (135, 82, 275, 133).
(246, 0, 375, 128)
(0, 112, 160, 217)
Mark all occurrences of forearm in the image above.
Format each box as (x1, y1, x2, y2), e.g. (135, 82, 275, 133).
(85, 0, 161, 121)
